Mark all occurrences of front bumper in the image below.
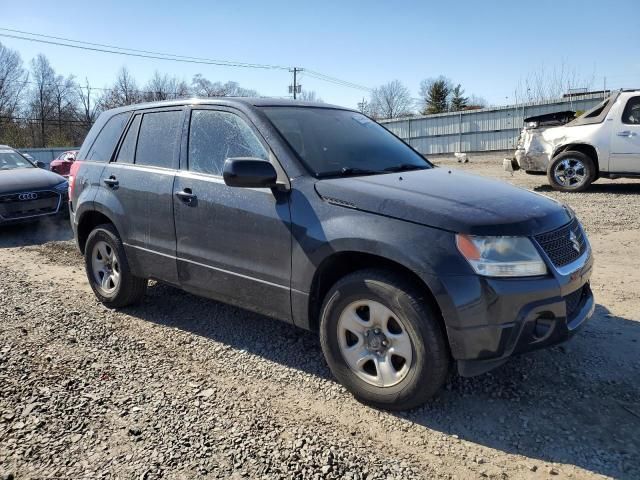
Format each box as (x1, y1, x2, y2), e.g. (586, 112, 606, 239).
(513, 148, 550, 173)
(438, 250, 594, 376)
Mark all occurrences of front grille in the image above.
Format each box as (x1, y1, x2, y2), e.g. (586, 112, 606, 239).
(535, 218, 587, 267)
(564, 286, 586, 317)
(0, 191, 61, 220)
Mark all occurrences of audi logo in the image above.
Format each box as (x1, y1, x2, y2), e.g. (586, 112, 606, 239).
(18, 192, 38, 201)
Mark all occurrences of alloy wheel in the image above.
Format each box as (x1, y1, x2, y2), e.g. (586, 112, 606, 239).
(91, 240, 120, 295)
(553, 158, 588, 188)
(337, 300, 414, 387)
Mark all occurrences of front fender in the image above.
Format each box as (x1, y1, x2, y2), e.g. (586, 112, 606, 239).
(289, 182, 469, 330)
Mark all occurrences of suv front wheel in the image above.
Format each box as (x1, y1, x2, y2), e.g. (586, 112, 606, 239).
(85, 224, 147, 308)
(548, 151, 596, 192)
(319, 269, 450, 410)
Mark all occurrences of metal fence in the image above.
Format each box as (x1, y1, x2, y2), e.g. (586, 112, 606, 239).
(19, 147, 80, 168)
(380, 93, 607, 155)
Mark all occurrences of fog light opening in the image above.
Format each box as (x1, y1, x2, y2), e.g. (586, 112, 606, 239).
(533, 314, 555, 340)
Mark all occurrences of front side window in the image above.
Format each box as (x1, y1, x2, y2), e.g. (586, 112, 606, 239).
(188, 110, 268, 176)
(86, 112, 129, 162)
(622, 96, 640, 125)
(116, 114, 141, 164)
(260, 107, 430, 177)
(135, 111, 182, 168)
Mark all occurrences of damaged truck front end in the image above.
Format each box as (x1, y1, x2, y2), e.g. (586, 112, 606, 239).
(505, 93, 623, 192)
(509, 111, 577, 173)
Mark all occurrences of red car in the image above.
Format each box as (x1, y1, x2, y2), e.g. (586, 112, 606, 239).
(50, 150, 78, 177)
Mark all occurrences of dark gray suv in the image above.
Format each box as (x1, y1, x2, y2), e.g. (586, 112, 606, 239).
(70, 99, 594, 410)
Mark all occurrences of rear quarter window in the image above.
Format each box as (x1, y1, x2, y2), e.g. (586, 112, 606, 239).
(84, 112, 130, 162)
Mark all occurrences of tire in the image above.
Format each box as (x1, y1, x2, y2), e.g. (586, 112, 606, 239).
(84, 223, 147, 308)
(319, 269, 450, 410)
(547, 151, 596, 192)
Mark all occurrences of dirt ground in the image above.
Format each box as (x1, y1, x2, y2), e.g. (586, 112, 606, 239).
(1, 155, 639, 479)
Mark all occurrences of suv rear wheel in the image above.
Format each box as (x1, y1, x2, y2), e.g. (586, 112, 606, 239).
(85, 224, 147, 308)
(319, 269, 449, 410)
(548, 151, 596, 192)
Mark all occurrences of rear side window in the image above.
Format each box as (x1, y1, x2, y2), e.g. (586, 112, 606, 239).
(622, 96, 640, 125)
(135, 111, 182, 168)
(188, 110, 268, 176)
(116, 114, 141, 164)
(86, 112, 129, 162)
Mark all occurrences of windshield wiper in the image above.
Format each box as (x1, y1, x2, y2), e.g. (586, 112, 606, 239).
(338, 167, 385, 176)
(383, 163, 427, 173)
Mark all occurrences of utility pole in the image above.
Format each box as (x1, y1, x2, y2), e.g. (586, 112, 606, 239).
(293, 68, 298, 99)
(289, 68, 302, 99)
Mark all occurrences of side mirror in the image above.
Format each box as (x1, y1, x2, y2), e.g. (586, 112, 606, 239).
(36, 161, 45, 168)
(223, 157, 278, 188)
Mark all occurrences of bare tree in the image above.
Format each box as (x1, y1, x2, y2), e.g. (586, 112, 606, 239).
(369, 80, 413, 119)
(191, 74, 258, 97)
(100, 67, 141, 109)
(77, 78, 101, 129)
(51, 74, 77, 143)
(514, 62, 595, 103)
(27, 54, 58, 147)
(143, 71, 190, 101)
(0, 42, 27, 120)
(467, 95, 487, 109)
(298, 90, 323, 103)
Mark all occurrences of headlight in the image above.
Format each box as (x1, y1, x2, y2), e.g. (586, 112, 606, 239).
(456, 234, 547, 277)
(54, 181, 68, 192)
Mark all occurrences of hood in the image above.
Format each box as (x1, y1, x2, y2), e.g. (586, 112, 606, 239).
(0, 167, 66, 194)
(524, 110, 575, 128)
(315, 168, 572, 236)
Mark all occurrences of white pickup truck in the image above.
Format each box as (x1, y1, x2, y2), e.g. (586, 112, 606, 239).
(507, 90, 640, 191)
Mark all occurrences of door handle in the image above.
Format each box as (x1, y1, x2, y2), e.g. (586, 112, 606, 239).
(176, 188, 197, 204)
(103, 176, 119, 187)
(617, 131, 637, 137)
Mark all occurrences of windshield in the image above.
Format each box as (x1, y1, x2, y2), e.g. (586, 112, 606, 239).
(0, 149, 35, 170)
(260, 107, 431, 177)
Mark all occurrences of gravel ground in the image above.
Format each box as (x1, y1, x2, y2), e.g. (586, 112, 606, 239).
(1, 155, 639, 479)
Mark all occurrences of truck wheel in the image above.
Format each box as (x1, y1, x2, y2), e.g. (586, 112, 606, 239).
(319, 269, 450, 410)
(85, 223, 147, 308)
(548, 151, 596, 192)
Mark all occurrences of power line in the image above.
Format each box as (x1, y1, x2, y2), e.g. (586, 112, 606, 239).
(0, 27, 373, 93)
(3, 78, 213, 98)
(0, 115, 94, 125)
(0, 32, 289, 71)
(304, 69, 372, 92)
(0, 27, 289, 70)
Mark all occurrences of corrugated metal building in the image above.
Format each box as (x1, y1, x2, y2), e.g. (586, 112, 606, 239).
(380, 93, 607, 154)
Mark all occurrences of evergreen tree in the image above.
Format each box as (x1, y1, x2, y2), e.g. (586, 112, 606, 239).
(421, 78, 450, 114)
(450, 84, 468, 111)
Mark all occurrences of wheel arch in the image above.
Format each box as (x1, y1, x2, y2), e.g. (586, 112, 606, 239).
(76, 210, 119, 254)
(552, 143, 600, 178)
(307, 250, 447, 339)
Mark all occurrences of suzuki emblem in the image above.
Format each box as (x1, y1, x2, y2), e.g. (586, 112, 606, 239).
(569, 230, 581, 253)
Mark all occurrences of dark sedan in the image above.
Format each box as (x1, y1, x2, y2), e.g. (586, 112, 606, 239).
(0, 145, 69, 224)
